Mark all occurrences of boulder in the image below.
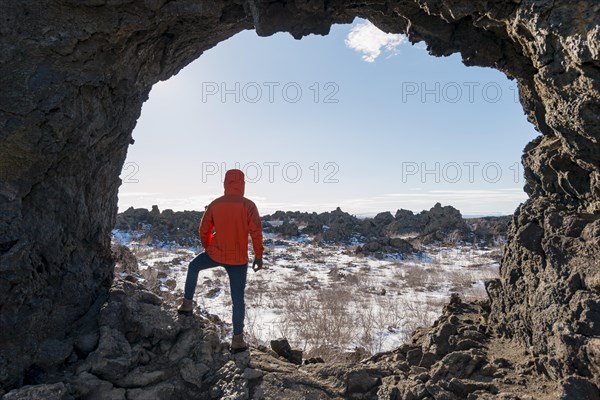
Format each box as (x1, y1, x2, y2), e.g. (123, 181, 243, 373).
(270, 338, 303, 365)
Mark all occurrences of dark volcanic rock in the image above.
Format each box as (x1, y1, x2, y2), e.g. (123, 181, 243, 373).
(2, 383, 69, 400)
(270, 338, 303, 365)
(466, 216, 511, 243)
(417, 203, 470, 244)
(356, 237, 416, 259)
(115, 206, 203, 247)
(262, 203, 503, 247)
(389, 208, 428, 234)
(0, 0, 598, 394)
(270, 220, 300, 238)
(0, 268, 580, 400)
(388, 204, 473, 244)
(373, 211, 394, 226)
(112, 244, 139, 275)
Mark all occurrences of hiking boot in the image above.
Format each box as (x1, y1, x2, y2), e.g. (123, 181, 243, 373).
(230, 334, 248, 354)
(177, 298, 193, 316)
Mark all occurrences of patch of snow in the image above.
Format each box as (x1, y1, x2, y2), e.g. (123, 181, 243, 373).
(129, 233, 501, 356)
(112, 229, 133, 246)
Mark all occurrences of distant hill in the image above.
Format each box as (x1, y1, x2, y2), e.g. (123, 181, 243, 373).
(114, 203, 510, 250)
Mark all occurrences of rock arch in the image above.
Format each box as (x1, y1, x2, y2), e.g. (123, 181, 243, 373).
(0, 0, 598, 390)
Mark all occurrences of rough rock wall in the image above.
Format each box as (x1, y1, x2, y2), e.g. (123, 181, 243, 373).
(0, 0, 252, 389)
(0, 0, 598, 391)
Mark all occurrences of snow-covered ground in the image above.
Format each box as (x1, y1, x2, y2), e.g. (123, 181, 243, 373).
(113, 230, 500, 359)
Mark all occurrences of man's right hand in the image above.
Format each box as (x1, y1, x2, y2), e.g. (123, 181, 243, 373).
(252, 258, 263, 272)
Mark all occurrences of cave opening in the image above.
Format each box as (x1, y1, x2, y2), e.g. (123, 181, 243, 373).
(1, 1, 598, 394)
(118, 19, 538, 217)
(113, 18, 539, 357)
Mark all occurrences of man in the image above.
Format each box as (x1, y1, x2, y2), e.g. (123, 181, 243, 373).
(178, 169, 264, 354)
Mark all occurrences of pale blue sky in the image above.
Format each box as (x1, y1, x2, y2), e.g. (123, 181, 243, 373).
(119, 19, 538, 217)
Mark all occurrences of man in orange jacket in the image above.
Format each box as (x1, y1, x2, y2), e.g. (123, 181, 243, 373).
(178, 169, 264, 353)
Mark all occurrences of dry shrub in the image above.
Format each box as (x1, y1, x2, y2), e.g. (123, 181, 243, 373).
(402, 264, 429, 289)
(448, 270, 474, 291)
(279, 286, 356, 355)
(344, 273, 360, 285)
(487, 248, 504, 261)
(246, 273, 272, 308)
(397, 297, 440, 340)
(354, 297, 403, 354)
(130, 246, 155, 259)
(244, 308, 279, 348)
(213, 268, 226, 278)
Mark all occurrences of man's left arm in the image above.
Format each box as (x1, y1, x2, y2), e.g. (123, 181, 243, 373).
(199, 205, 214, 249)
(248, 202, 264, 269)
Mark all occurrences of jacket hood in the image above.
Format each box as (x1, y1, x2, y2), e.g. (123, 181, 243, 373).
(224, 169, 245, 196)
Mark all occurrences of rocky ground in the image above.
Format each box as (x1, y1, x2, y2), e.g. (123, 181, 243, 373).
(2, 278, 572, 400)
(2, 206, 578, 400)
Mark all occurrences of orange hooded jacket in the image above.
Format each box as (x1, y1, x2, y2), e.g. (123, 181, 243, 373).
(199, 169, 264, 265)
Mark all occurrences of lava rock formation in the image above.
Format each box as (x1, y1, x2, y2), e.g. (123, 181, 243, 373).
(0, 0, 598, 395)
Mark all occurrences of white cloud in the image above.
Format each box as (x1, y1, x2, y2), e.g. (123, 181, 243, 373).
(345, 20, 407, 62)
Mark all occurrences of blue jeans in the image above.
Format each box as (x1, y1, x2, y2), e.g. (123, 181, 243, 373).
(183, 252, 248, 335)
